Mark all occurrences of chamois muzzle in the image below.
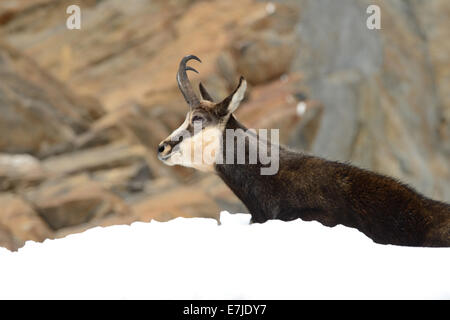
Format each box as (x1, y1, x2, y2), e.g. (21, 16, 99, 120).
(177, 55, 201, 108)
(157, 136, 183, 161)
(157, 142, 171, 160)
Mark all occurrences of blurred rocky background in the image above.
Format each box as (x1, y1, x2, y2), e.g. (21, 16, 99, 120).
(0, 0, 448, 250)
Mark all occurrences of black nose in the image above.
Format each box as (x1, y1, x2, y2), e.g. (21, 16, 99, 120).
(158, 144, 165, 153)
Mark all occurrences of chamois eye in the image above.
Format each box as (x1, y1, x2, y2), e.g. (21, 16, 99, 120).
(191, 115, 205, 124)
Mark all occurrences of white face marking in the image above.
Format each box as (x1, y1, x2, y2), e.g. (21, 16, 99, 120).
(161, 112, 223, 172)
(167, 113, 190, 141)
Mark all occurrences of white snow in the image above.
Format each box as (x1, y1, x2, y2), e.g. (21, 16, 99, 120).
(0, 211, 448, 299)
(296, 101, 307, 116)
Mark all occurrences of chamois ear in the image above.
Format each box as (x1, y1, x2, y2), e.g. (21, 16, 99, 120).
(216, 76, 247, 116)
(199, 82, 214, 102)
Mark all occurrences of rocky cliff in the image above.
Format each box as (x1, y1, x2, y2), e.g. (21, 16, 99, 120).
(0, 0, 448, 250)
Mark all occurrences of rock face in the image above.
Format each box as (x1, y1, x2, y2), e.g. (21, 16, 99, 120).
(0, 43, 104, 156)
(0, 193, 52, 251)
(221, 2, 300, 85)
(290, 0, 450, 200)
(25, 174, 131, 230)
(0, 0, 448, 250)
(0, 153, 46, 191)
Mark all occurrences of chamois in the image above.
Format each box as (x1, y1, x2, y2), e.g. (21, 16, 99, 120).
(158, 55, 450, 247)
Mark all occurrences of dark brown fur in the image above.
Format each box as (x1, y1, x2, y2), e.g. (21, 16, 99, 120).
(216, 116, 450, 247)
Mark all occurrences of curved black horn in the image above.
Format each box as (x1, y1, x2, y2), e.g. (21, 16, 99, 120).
(177, 55, 201, 108)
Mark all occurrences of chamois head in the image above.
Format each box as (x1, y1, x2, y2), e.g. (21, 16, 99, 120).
(157, 55, 247, 171)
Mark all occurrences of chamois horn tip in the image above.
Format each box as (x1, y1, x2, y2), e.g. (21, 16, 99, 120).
(182, 54, 202, 64)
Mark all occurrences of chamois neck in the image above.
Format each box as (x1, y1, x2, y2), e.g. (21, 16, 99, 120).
(215, 114, 291, 222)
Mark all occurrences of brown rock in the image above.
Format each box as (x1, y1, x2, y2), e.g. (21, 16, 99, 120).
(411, 0, 450, 153)
(0, 0, 265, 110)
(91, 162, 152, 194)
(0, 153, 46, 191)
(52, 214, 138, 241)
(223, 2, 299, 85)
(235, 73, 306, 144)
(25, 174, 131, 230)
(0, 193, 53, 250)
(0, 224, 22, 252)
(133, 184, 220, 222)
(0, 43, 104, 156)
(42, 142, 148, 177)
